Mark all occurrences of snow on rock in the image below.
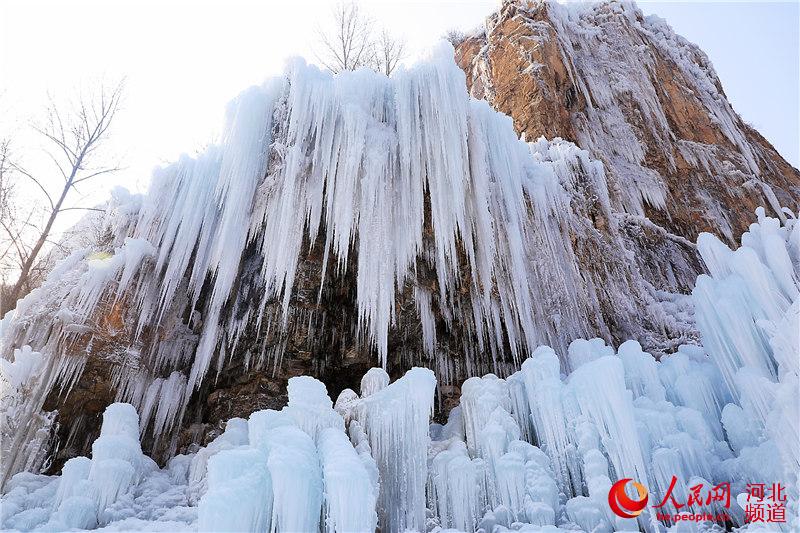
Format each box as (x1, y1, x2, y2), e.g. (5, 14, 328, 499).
(462, 0, 797, 251)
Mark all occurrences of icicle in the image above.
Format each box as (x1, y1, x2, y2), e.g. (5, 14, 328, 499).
(429, 440, 480, 531)
(460, 374, 513, 456)
(266, 425, 323, 532)
(187, 82, 282, 392)
(1, 41, 689, 471)
(567, 352, 651, 496)
(617, 340, 665, 402)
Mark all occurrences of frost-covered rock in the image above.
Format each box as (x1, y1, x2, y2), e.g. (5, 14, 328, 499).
(457, 0, 798, 289)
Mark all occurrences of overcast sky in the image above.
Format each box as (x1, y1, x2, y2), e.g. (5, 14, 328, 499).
(1, 0, 798, 239)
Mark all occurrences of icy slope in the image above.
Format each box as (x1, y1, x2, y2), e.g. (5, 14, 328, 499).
(2, 208, 797, 532)
(1, 41, 694, 474)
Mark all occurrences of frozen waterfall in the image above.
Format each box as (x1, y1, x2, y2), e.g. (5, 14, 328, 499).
(0, 30, 797, 533)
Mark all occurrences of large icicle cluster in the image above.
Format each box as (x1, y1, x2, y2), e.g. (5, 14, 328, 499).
(0, 347, 55, 489)
(423, 209, 798, 532)
(2, 208, 797, 532)
(0, 40, 684, 476)
(693, 208, 799, 507)
(1, 403, 174, 532)
(126, 40, 614, 386)
(1, 366, 435, 532)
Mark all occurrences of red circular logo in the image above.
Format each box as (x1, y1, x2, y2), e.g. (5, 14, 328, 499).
(608, 478, 649, 518)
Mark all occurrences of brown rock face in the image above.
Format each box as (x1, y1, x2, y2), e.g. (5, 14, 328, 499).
(456, 0, 799, 251)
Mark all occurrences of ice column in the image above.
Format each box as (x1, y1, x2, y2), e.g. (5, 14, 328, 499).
(354, 367, 436, 532)
(519, 346, 575, 494)
(198, 448, 272, 532)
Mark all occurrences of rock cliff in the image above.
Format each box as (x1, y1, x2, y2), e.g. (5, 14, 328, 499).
(456, 0, 798, 289)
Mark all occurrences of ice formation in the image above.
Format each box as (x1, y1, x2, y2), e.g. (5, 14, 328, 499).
(544, 0, 767, 220)
(1, 368, 427, 532)
(0, 5, 797, 531)
(2, 206, 797, 532)
(0, 38, 693, 480)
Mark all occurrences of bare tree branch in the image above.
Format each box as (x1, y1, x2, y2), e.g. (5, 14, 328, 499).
(374, 28, 406, 76)
(2, 79, 124, 314)
(316, 2, 379, 74)
(72, 165, 122, 185)
(0, 215, 30, 268)
(57, 207, 105, 213)
(9, 162, 55, 211)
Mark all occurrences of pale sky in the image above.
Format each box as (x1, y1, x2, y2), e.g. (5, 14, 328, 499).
(1, 0, 798, 241)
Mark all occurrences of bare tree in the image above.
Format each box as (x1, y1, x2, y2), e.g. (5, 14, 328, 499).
(1, 81, 123, 314)
(443, 29, 468, 47)
(0, 139, 20, 290)
(316, 2, 376, 74)
(374, 29, 406, 76)
(0, 139, 41, 305)
(0, 139, 13, 231)
(316, 2, 406, 76)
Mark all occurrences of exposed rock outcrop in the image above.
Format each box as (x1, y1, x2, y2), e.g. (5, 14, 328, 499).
(455, 0, 799, 290)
